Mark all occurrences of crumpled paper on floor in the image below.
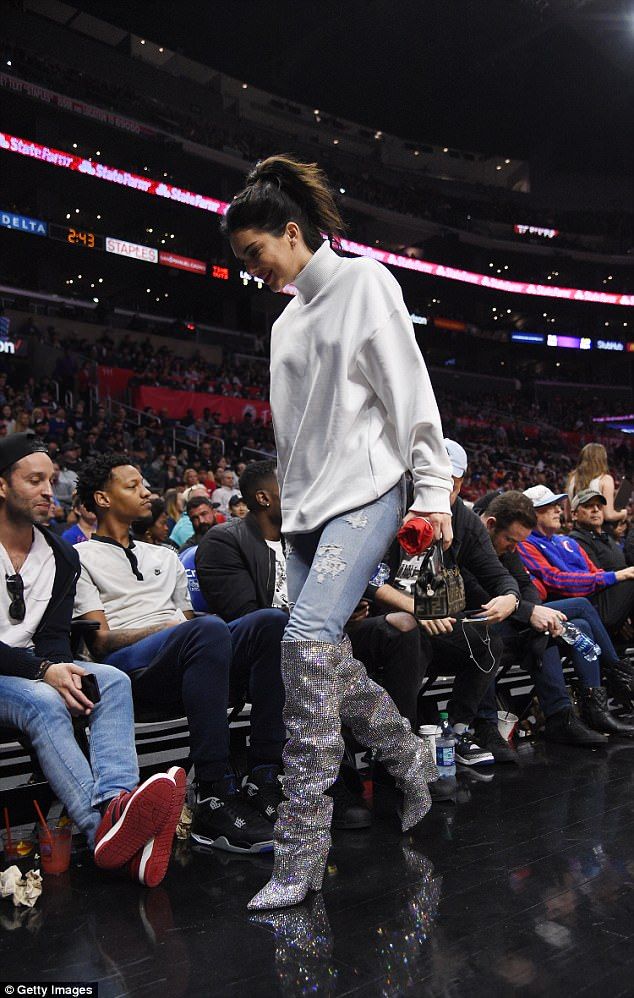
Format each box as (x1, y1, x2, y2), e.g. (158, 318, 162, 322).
(175, 803, 193, 840)
(0, 865, 42, 907)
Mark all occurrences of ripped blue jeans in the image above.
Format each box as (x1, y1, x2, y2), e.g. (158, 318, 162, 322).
(283, 478, 405, 645)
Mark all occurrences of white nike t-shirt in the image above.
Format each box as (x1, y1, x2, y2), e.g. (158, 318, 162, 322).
(265, 539, 289, 611)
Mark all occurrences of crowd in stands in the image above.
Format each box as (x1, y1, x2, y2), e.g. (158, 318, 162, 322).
(3, 337, 633, 515)
(4, 44, 633, 255)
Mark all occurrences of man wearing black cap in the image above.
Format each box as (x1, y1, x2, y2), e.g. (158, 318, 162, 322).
(0, 432, 185, 887)
(570, 489, 628, 573)
(228, 494, 248, 519)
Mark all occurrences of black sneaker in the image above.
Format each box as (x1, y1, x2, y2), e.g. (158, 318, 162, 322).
(454, 729, 494, 766)
(242, 764, 285, 824)
(191, 775, 274, 853)
(327, 774, 372, 829)
(472, 719, 519, 764)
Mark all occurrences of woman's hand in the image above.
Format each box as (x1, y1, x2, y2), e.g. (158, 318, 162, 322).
(403, 511, 453, 550)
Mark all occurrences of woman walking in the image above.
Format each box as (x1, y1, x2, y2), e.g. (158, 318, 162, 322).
(222, 156, 453, 910)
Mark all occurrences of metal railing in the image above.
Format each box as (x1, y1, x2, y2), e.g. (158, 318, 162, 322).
(103, 397, 225, 458)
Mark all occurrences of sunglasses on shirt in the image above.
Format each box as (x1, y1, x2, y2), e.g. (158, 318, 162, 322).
(6, 573, 26, 623)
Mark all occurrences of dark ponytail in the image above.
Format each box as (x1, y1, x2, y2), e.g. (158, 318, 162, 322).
(220, 155, 344, 251)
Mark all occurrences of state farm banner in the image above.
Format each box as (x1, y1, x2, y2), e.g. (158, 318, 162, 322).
(97, 366, 135, 399)
(133, 386, 272, 424)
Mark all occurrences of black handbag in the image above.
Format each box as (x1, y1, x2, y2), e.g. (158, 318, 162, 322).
(414, 541, 466, 620)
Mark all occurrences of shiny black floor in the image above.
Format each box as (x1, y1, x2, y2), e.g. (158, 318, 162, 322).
(2, 739, 634, 997)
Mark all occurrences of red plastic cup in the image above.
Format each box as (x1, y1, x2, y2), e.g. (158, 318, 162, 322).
(37, 824, 72, 875)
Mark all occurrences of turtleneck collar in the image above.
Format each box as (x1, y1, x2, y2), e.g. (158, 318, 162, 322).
(292, 240, 343, 304)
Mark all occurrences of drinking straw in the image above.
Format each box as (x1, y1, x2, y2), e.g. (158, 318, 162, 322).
(3, 807, 12, 851)
(33, 800, 52, 842)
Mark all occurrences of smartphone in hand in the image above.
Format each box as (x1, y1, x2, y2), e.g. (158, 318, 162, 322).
(80, 673, 101, 703)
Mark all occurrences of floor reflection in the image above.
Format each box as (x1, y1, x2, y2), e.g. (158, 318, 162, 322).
(250, 893, 338, 997)
(369, 845, 442, 997)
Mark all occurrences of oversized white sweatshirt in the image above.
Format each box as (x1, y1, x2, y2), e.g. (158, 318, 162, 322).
(270, 241, 453, 534)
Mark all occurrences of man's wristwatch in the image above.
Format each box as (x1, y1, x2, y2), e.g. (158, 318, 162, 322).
(34, 660, 54, 682)
(505, 594, 520, 613)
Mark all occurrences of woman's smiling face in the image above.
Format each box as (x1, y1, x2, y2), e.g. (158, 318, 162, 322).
(230, 223, 311, 293)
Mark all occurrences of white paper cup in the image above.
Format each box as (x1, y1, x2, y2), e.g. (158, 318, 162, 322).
(497, 710, 519, 742)
(418, 724, 441, 758)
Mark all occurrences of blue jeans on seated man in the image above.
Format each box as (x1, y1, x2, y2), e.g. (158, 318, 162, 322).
(0, 663, 139, 846)
(104, 610, 287, 782)
(477, 596, 617, 722)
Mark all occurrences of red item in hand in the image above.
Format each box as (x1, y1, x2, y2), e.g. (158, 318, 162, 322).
(397, 517, 435, 556)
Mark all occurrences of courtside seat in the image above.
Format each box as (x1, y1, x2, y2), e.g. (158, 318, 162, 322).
(177, 546, 210, 613)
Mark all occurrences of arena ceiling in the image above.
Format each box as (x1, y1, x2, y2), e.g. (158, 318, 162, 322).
(36, 0, 634, 175)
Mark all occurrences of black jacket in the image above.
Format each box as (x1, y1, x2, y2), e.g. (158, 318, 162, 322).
(1, 527, 80, 679)
(196, 514, 276, 622)
(569, 525, 626, 572)
(442, 496, 520, 607)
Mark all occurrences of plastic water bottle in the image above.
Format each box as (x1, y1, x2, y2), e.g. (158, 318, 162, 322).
(435, 711, 456, 778)
(560, 622, 600, 662)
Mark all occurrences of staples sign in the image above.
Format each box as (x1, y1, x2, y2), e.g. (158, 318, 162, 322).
(106, 237, 158, 263)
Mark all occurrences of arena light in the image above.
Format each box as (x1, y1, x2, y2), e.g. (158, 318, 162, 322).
(514, 224, 559, 239)
(511, 332, 544, 343)
(546, 334, 593, 350)
(596, 339, 625, 351)
(1, 131, 632, 307)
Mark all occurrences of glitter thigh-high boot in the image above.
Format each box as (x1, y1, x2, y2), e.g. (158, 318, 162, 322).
(248, 639, 345, 911)
(338, 635, 437, 830)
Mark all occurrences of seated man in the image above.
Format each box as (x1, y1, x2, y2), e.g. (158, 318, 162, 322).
(228, 494, 249, 519)
(168, 484, 222, 548)
(0, 432, 184, 887)
(62, 492, 97, 545)
(518, 485, 634, 640)
(74, 454, 287, 854)
(373, 440, 521, 765)
(570, 488, 629, 571)
(178, 495, 220, 552)
(474, 490, 634, 740)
